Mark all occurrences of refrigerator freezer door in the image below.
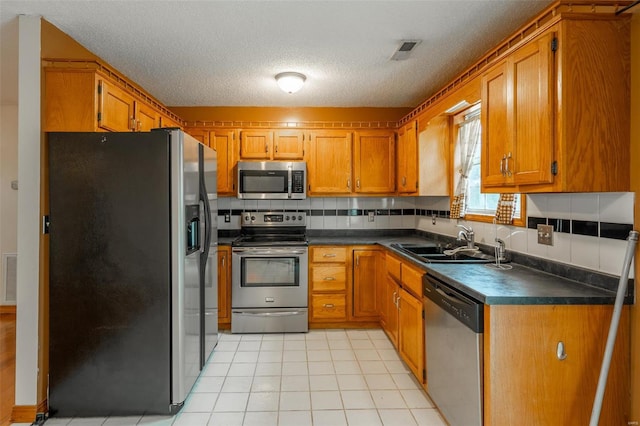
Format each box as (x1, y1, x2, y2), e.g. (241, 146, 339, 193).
(48, 132, 172, 416)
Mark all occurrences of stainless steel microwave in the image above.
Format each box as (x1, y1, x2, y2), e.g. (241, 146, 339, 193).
(237, 161, 307, 200)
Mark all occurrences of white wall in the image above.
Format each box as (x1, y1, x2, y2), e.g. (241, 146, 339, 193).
(0, 3, 19, 307)
(14, 14, 41, 407)
(0, 104, 18, 305)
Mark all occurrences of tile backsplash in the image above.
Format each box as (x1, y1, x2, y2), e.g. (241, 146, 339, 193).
(218, 192, 636, 278)
(415, 192, 636, 278)
(217, 197, 419, 230)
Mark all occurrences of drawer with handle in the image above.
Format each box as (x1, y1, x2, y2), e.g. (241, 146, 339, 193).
(311, 266, 347, 291)
(312, 247, 347, 263)
(311, 294, 347, 320)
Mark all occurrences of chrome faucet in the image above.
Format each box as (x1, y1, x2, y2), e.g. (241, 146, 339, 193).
(457, 225, 475, 249)
(495, 237, 506, 261)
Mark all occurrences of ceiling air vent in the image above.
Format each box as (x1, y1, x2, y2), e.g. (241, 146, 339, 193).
(390, 40, 421, 61)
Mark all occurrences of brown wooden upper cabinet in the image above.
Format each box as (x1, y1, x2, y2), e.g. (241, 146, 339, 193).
(134, 100, 159, 132)
(98, 80, 161, 132)
(210, 129, 237, 195)
(307, 129, 396, 195)
(274, 130, 305, 160)
(97, 80, 137, 132)
(184, 128, 237, 196)
(396, 121, 418, 194)
(44, 63, 181, 133)
(481, 18, 630, 193)
(418, 116, 450, 196)
(307, 130, 353, 195)
(481, 31, 554, 191)
(185, 128, 209, 146)
(238, 130, 304, 160)
(353, 130, 395, 194)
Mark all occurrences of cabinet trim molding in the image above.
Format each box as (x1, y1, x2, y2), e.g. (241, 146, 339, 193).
(43, 58, 184, 124)
(397, 0, 632, 125)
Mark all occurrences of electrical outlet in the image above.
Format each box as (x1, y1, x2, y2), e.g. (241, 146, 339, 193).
(224, 213, 231, 223)
(537, 224, 553, 246)
(368, 211, 375, 222)
(432, 215, 436, 225)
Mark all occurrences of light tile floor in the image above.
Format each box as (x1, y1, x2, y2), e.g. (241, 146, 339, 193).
(26, 329, 447, 426)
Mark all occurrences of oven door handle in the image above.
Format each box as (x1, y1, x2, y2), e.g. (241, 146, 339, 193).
(232, 310, 304, 317)
(232, 248, 307, 255)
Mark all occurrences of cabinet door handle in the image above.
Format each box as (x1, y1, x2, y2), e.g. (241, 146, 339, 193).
(396, 295, 401, 310)
(347, 178, 351, 189)
(356, 256, 359, 267)
(402, 176, 406, 186)
(275, 144, 278, 153)
(356, 179, 361, 189)
(221, 256, 225, 267)
(556, 341, 568, 361)
(323, 303, 335, 308)
(505, 152, 512, 177)
(392, 291, 398, 307)
(323, 276, 336, 281)
(500, 155, 506, 176)
(130, 117, 136, 131)
(265, 144, 269, 153)
(323, 253, 336, 258)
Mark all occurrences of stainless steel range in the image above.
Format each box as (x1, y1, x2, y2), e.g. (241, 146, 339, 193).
(231, 212, 308, 333)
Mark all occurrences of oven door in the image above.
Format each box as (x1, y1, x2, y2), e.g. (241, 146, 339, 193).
(232, 246, 308, 309)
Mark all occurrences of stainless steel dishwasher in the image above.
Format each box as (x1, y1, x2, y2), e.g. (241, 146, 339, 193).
(424, 274, 484, 426)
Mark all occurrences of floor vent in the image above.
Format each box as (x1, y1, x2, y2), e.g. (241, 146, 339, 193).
(3, 253, 17, 304)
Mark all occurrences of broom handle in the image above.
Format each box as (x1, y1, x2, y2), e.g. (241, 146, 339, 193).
(589, 230, 638, 426)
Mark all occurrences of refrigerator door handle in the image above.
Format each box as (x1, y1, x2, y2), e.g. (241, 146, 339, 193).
(199, 147, 213, 259)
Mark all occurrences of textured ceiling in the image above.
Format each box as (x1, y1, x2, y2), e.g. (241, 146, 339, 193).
(0, 0, 554, 108)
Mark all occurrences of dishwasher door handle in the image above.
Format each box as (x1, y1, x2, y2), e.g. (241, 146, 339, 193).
(434, 286, 475, 309)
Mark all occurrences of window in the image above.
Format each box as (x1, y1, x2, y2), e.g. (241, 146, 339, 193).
(452, 105, 524, 225)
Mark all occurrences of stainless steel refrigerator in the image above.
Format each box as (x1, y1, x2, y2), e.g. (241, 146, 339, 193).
(47, 129, 217, 416)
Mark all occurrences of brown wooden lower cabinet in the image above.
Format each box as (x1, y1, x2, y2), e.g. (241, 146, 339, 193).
(484, 304, 629, 425)
(311, 293, 347, 321)
(398, 287, 424, 382)
(309, 246, 349, 325)
(382, 275, 400, 347)
(217, 246, 231, 329)
(382, 253, 425, 384)
(308, 245, 381, 328)
(352, 248, 383, 322)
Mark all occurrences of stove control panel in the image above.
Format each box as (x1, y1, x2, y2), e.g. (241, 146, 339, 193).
(241, 211, 307, 227)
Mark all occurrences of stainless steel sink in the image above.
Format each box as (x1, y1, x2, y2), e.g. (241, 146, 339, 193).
(390, 243, 501, 264)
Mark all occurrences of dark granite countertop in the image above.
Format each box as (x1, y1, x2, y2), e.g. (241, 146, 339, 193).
(421, 262, 620, 305)
(219, 229, 630, 306)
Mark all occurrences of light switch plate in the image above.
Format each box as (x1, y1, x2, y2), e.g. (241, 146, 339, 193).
(537, 224, 553, 246)
(368, 211, 375, 222)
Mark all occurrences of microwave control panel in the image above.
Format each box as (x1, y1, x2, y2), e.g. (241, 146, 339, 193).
(291, 171, 305, 193)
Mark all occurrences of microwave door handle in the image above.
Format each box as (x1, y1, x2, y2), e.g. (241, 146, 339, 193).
(287, 165, 292, 199)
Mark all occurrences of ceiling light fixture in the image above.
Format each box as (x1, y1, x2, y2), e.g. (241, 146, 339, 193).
(275, 72, 306, 94)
